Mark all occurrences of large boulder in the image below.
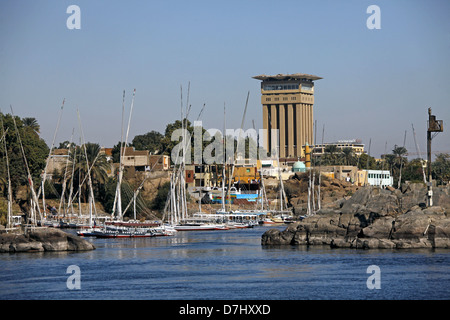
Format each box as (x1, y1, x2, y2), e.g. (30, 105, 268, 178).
(399, 183, 428, 211)
(359, 216, 395, 239)
(261, 228, 295, 245)
(262, 183, 450, 249)
(261, 206, 450, 249)
(365, 192, 399, 215)
(0, 228, 95, 253)
(340, 187, 373, 214)
(433, 185, 450, 211)
(0, 233, 44, 253)
(340, 187, 399, 216)
(262, 212, 350, 246)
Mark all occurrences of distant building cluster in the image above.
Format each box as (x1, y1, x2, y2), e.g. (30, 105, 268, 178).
(44, 147, 170, 181)
(44, 72, 394, 194)
(306, 140, 365, 157)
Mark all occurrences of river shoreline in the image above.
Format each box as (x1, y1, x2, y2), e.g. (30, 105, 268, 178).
(262, 184, 450, 249)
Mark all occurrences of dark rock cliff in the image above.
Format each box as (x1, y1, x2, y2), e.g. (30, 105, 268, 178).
(262, 184, 450, 249)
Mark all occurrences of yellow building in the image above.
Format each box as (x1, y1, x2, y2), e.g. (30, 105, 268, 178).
(232, 166, 260, 184)
(303, 140, 366, 157)
(253, 73, 322, 160)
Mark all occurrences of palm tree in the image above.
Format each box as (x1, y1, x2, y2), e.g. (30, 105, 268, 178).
(22, 117, 40, 134)
(357, 153, 377, 170)
(392, 145, 408, 187)
(341, 147, 355, 166)
(324, 144, 339, 165)
(71, 143, 109, 203)
(383, 153, 396, 175)
(392, 145, 407, 162)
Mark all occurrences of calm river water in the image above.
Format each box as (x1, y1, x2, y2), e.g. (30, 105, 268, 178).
(0, 226, 449, 300)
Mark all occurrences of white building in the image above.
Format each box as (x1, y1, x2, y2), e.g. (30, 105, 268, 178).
(366, 170, 393, 188)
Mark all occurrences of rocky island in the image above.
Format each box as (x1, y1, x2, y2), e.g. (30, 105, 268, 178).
(0, 228, 95, 253)
(262, 182, 450, 249)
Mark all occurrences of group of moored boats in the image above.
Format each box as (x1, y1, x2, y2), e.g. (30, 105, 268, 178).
(67, 210, 294, 239)
(3, 90, 297, 240)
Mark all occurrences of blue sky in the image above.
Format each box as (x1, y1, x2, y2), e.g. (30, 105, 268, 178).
(1, 0, 449, 158)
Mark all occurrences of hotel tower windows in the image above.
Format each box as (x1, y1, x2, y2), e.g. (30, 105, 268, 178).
(253, 73, 322, 160)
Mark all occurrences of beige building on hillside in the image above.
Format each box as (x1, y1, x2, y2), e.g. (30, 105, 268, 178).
(121, 147, 150, 168)
(45, 149, 70, 180)
(120, 147, 170, 171)
(303, 140, 366, 157)
(253, 73, 322, 161)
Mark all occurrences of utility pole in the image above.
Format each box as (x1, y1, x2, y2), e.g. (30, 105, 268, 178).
(426, 108, 443, 207)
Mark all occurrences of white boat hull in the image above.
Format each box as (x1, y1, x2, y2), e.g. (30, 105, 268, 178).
(174, 224, 229, 231)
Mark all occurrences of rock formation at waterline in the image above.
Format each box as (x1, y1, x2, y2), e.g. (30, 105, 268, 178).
(262, 183, 450, 249)
(0, 228, 95, 253)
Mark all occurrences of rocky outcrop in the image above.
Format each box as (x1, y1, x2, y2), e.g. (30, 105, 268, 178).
(284, 174, 359, 216)
(0, 228, 96, 253)
(262, 184, 450, 249)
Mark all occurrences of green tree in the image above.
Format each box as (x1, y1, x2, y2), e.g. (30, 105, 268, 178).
(111, 141, 130, 163)
(403, 158, 426, 183)
(323, 144, 339, 165)
(22, 117, 40, 134)
(71, 143, 109, 203)
(57, 140, 76, 149)
(383, 154, 396, 173)
(391, 145, 408, 186)
(161, 118, 194, 160)
(0, 113, 49, 196)
(151, 181, 171, 211)
(392, 145, 408, 166)
(341, 147, 355, 166)
(0, 198, 8, 226)
(100, 176, 119, 214)
(0, 113, 49, 220)
(132, 130, 164, 154)
(357, 153, 378, 170)
(160, 118, 212, 165)
(432, 153, 450, 185)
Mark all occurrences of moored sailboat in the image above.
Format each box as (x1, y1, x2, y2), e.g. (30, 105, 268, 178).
(77, 90, 175, 238)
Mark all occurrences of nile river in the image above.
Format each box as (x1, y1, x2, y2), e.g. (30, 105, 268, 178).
(0, 226, 449, 300)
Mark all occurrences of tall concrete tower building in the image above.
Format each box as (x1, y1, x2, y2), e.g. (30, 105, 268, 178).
(253, 73, 322, 161)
